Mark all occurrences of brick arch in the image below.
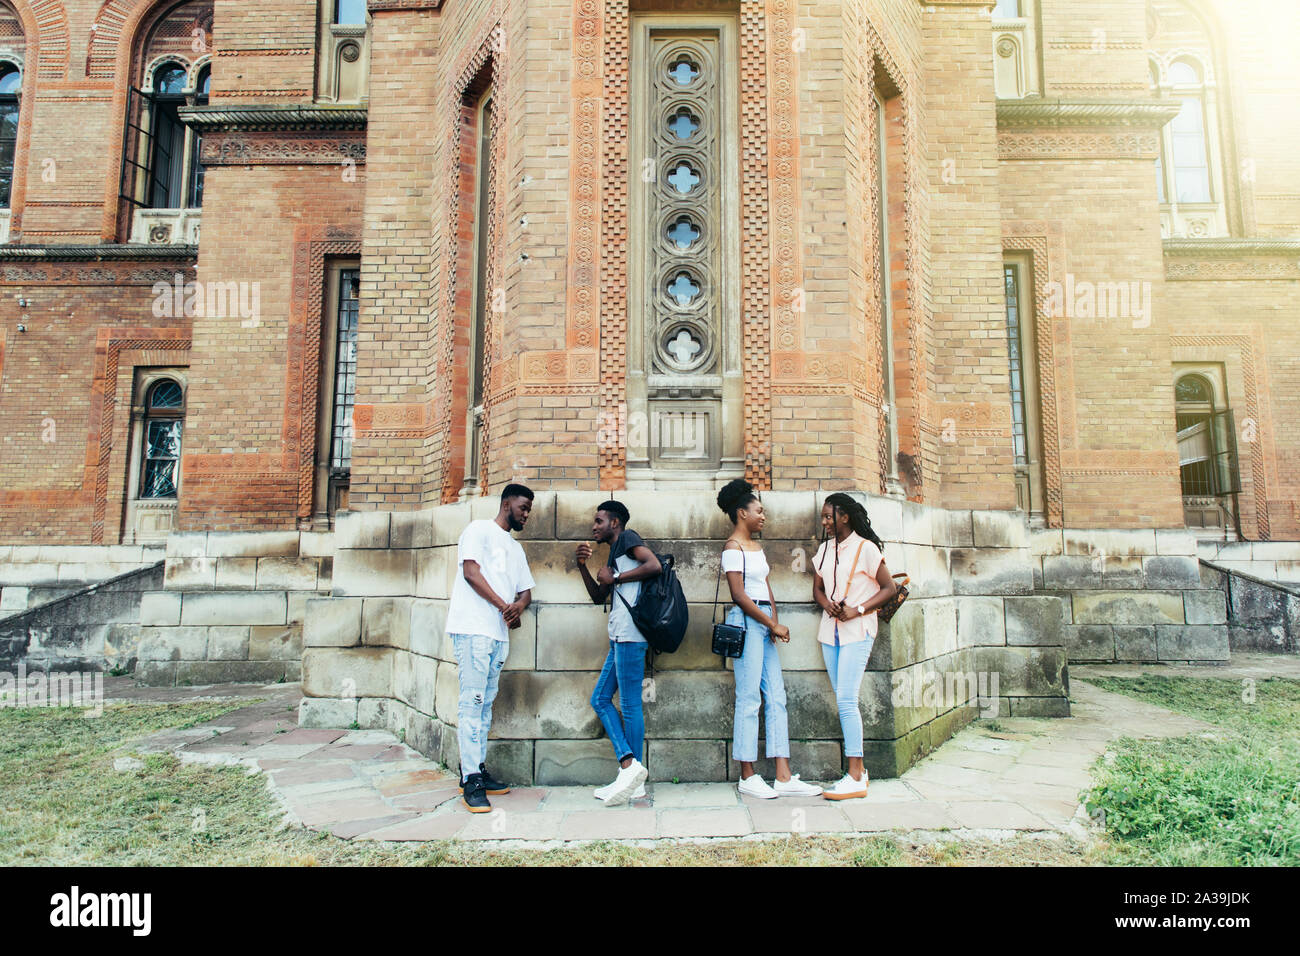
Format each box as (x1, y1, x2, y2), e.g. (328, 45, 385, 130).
(95, 0, 209, 239)
(3, 1, 48, 236)
(10, 0, 68, 80)
(86, 0, 146, 79)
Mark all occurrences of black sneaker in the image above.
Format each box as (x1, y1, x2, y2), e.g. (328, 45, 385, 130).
(461, 773, 491, 813)
(458, 765, 511, 796)
(479, 763, 511, 795)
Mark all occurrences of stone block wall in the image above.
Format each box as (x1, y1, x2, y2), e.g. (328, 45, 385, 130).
(0, 562, 163, 673)
(1201, 562, 1300, 655)
(131, 530, 334, 685)
(299, 491, 1070, 783)
(1028, 528, 1229, 663)
(0, 545, 165, 619)
(1199, 541, 1300, 587)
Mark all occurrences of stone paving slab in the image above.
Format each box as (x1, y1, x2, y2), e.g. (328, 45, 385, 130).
(107, 663, 1239, 845)
(559, 809, 659, 841)
(657, 808, 752, 838)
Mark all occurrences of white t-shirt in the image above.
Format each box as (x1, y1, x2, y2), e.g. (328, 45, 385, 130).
(721, 546, 771, 603)
(445, 519, 536, 643)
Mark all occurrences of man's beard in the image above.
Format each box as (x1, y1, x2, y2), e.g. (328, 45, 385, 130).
(507, 514, 524, 532)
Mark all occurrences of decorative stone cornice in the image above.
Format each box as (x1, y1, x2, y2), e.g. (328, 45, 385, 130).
(367, 0, 445, 11)
(178, 105, 368, 133)
(1163, 237, 1300, 257)
(0, 244, 197, 261)
(997, 97, 1182, 129)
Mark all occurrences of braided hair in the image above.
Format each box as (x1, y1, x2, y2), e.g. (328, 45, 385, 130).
(816, 493, 885, 596)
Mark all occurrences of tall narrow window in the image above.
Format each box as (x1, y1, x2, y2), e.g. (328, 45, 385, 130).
(1150, 61, 1167, 204)
(188, 67, 209, 208)
(875, 93, 902, 495)
(334, 0, 366, 24)
(1168, 60, 1211, 204)
(313, 264, 359, 522)
(1148, 2, 1231, 238)
(465, 95, 494, 487)
(992, 0, 1039, 98)
(1003, 257, 1044, 518)
(148, 62, 188, 209)
(317, 0, 370, 103)
(331, 269, 360, 479)
(1004, 265, 1028, 466)
(0, 63, 18, 210)
(140, 380, 185, 499)
(1175, 368, 1241, 533)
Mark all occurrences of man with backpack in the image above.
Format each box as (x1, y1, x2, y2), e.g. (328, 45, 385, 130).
(574, 500, 661, 805)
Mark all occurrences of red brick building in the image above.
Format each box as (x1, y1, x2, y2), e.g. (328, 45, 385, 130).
(0, 1, 1296, 780)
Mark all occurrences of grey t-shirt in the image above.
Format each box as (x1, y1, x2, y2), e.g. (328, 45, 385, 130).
(607, 529, 647, 644)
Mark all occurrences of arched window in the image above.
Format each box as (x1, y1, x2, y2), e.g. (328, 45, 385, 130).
(140, 379, 185, 499)
(148, 61, 189, 209)
(0, 62, 19, 210)
(1149, 61, 1166, 204)
(119, 1, 213, 240)
(1148, 1, 1231, 237)
(1174, 368, 1240, 532)
(1167, 59, 1212, 204)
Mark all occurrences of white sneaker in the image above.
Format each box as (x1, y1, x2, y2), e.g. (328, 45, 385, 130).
(602, 759, 649, 806)
(823, 771, 869, 801)
(773, 773, 824, 797)
(737, 773, 780, 799)
(594, 781, 646, 801)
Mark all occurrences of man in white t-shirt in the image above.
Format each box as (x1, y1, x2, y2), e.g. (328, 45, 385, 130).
(445, 484, 536, 813)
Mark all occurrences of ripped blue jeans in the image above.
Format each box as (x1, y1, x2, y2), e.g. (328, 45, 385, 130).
(451, 633, 510, 782)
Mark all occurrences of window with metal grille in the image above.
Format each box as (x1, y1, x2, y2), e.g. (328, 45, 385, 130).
(0, 63, 18, 209)
(140, 379, 184, 499)
(330, 269, 360, 476)
(1004, 264, 1029, 465)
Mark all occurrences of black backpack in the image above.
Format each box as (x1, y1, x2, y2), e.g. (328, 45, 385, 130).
(612, 551, 689, 654)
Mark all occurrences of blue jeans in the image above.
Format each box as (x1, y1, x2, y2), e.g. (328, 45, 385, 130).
(451, 633, 510, 782)
(590, 640, 646, 763)
(727, 604, 789, 762)
(821, 635, 873, 758)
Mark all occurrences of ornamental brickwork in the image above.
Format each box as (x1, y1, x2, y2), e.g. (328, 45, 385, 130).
(0, 0, 1296, 547)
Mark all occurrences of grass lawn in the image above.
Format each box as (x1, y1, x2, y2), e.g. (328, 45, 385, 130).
(0, 699, 1099, 866)
(8, 674, 1295, 866)
(1079, 674, 1300, 866)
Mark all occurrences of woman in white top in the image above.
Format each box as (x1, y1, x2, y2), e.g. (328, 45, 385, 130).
(717, 479, 823, 799)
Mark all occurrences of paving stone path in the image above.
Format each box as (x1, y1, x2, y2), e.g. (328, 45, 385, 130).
(108, 660, 1257, 845)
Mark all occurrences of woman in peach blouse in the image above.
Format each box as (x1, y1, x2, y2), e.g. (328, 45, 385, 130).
(811, 493, 897, 800)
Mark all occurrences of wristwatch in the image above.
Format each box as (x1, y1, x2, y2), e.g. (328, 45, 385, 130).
(856, 604, 865, 616)
(611, 569, 622, 582)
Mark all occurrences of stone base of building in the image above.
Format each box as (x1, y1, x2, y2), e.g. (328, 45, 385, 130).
(23, 492, 1258, 781)
(131, 530, 333, 685)
(292, 491, 1075, 781)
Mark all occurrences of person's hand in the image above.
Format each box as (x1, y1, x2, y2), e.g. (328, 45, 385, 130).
(771, 622, 790, 643)
(596, 565, 615, 587)
(508, 616, 523, 630)
(837, 603, 860, 622)
(502, 601, 523, 627)
(575, 542, 594, 567)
